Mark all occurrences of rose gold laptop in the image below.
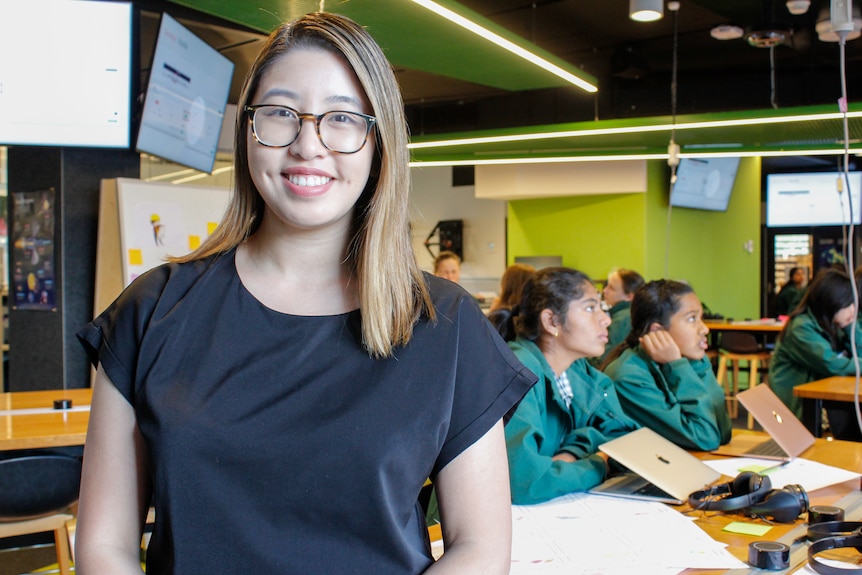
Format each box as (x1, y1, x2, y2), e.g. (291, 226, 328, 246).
(711, 384, 816, 461)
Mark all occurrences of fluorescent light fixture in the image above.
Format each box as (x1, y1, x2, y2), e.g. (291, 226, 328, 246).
(408, 110, 862, 149)
(409, 147, 862, 167)
(630, 0, 663, 22)
(408, 0, 597, 93)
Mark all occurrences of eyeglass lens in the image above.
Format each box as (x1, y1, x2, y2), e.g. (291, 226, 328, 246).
(251, 106, 371, 153)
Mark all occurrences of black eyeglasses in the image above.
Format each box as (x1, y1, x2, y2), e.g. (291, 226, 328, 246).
(244, 104, 376, 154)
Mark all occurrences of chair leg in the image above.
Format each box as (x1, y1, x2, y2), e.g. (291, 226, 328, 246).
(716, 356, 734, 418)
(747, 359, 760, 429)
(730, 360, 741, 419)
(53, 525, 73, 575)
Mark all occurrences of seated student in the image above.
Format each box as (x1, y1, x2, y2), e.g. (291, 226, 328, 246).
(433, 250, 461, 284)
(601, 280, 731, 451)
(487, 263, 536, 336)
(495, 267, 640, 505)
(775, 266, 807, 316)
(598, 268, 645, 365)
(770, 268, 858, 420)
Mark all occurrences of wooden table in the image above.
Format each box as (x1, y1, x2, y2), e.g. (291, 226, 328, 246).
(704, 320, 786, 333)
(0, 388, 92, 451)
(704, 320, 785, 352)
(794, 376, 861, 437)
(681, 430, 862, 574)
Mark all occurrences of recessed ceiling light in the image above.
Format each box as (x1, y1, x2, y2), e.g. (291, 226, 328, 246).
(710, 25, 744, 40)
(786, 0, 811, 15)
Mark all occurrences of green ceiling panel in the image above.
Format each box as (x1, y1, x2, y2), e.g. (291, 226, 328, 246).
(168, 0, 597, 92)
(408, 104, 862, 163)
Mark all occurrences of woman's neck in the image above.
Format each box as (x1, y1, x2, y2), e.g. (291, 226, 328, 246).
(539, 339, 583, 377)
(235, 218, 359, 315)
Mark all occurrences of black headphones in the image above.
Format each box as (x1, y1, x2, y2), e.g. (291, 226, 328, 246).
(807, 521, 862, 575)
(687, 471, 809, 523)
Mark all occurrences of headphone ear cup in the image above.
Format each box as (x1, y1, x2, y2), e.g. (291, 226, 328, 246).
(731, 472, 772, 507)
(731, 471, 769, 497)
(747, 485, 808, 523)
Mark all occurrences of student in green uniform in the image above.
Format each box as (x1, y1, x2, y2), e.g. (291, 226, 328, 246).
(770, 268, 858, 421)
(598, 268, 645, 365)
(495, 267, 640, 505)
(775, 267, 807, 316)
(601, 280, 732, 451)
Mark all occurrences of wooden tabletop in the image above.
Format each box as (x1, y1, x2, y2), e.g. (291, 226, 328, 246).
(793, 376, 861, 403)
(704, 320, 785, 333)
(680, 430, 862, 573)
(0, 388, 92, 451)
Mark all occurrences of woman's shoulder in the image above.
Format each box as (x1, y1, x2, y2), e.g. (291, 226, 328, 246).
(111, 252, 232, 315)
(507, 338, 545, 371)
(604, 346, 647, 375)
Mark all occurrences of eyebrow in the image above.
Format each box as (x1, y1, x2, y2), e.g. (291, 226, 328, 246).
(257, 88, 364, 109)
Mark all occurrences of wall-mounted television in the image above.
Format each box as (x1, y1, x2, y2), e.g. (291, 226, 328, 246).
(670, 157, 741, 212)
(766, 171, 862, 227)
(0, 0, 132, 148)
(136, 13, 234, 173)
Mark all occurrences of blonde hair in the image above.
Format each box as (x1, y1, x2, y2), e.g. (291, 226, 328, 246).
(173, 12, 434, 357)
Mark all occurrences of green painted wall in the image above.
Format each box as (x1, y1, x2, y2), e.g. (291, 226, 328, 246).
(507, 157, 762, 320)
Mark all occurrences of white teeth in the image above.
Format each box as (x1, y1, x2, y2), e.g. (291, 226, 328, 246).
(288, 174, 331, 187)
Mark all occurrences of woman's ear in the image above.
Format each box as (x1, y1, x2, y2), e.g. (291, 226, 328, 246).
(540, 309, 558, 335)
(648, 322, 664, 333)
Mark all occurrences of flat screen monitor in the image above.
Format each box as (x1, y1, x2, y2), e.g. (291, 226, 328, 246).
(767, 171, 862, 227)
(0, 0, 132, 148)
(136, 13, 234, 173)
(670, 157, 741, 212)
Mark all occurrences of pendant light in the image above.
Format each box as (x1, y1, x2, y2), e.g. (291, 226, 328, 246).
(630, 0, 663, 22)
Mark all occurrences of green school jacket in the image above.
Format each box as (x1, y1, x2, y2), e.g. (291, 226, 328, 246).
(504, 338, 639, 505)
(603, 347, 731, 451)
(769, 310, 857, 417)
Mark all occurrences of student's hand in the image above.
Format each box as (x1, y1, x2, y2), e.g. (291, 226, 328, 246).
(640, 330, 682, 364)
(551, 451, 577, 463)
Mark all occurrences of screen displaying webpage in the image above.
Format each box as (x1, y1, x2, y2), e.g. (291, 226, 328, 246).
(0, 0, 132, 148)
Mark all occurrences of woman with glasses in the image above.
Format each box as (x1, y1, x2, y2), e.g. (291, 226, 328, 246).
(75, 13, 535, 575)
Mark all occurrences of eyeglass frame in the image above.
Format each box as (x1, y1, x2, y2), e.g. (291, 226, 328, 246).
(244, 104, 377, 154)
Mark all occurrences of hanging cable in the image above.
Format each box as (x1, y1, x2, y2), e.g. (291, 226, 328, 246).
(832, 27, 862, 439)
(769, 44, 778, 109)
(664, 1, 681, 278)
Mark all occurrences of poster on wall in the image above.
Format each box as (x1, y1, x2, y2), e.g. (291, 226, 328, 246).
(116, 179, 230, 287)
(11, 188, 56, 311)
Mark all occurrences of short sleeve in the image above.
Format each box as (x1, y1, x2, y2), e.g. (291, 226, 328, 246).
(76, 264, 174, 405)
(431, 290, 537, 476)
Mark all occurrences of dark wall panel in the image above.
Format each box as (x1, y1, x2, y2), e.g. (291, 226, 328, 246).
(7, 147, 139, 391)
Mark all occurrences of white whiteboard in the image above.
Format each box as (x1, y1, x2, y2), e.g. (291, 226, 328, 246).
(115, 178, 230, 287)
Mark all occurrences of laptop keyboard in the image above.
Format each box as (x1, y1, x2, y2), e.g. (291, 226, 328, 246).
(633, 482, 674, 499)
(744, 438, 786, 458)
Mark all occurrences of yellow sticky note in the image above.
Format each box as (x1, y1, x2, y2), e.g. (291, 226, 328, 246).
(128, 249, 143, 266)
(723, 521, 772, 536)
(207, 222, 218, 235)
(188, 235, 201, 250)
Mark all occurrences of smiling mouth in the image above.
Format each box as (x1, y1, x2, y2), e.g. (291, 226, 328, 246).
(288, 174, 332, 187)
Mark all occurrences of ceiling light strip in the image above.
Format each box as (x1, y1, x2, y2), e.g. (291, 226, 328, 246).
(408, 0, 597, 93)
(408, 110, 862, 149)
(409, 146, 862, 167)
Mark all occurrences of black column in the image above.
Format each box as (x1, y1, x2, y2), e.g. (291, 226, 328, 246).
(6, 147, 139, 391)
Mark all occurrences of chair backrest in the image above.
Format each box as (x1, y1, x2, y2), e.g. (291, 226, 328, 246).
(0, 454, 82, 521)
(718, 331, 762, 354)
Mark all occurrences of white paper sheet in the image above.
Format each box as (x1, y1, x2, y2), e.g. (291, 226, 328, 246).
(510, 493, 747, 574)
(702, 457, 861, 493)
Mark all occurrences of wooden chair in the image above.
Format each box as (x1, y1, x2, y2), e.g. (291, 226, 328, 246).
(0, 453, 82, 575)
(715, 332, 772, 428)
